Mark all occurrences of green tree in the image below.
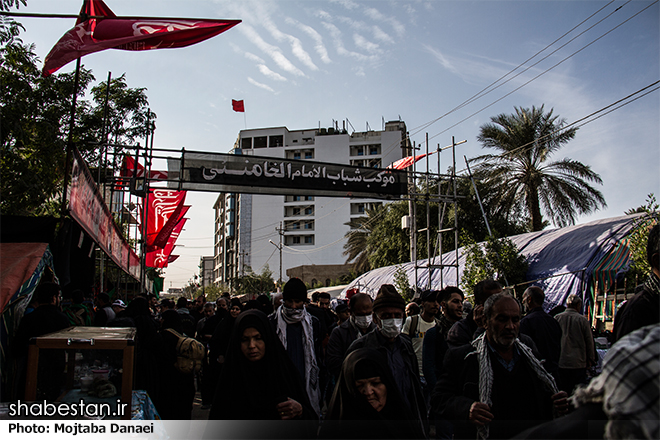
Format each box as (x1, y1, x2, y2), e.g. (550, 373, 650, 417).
(343, 204, 385, 274)
(460, 233, 529, 299)
(231, 266, 275, 297)
(1, 40, 154, 215)
(472, 105, 606, 232)
(624, 194, 658, 284)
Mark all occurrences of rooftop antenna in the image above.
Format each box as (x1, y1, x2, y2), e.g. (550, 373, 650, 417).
(346, 118, 355, 134)
(366, 121, 371, 131)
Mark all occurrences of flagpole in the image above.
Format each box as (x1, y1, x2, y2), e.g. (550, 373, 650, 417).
(244, 112, 247, 129)
(60, 56, 82, 215)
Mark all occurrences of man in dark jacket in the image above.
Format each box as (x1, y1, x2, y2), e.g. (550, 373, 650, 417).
(13, 282, 70, 400)
(520, 286, 562, 381)
(432, 293, 567, 439)
(447, 279, 502, 348)
(326, 293, 376, 380)
(346, 284, 427, 433)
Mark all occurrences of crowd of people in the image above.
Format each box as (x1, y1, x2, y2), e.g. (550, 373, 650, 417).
(9, 224, 659, 439)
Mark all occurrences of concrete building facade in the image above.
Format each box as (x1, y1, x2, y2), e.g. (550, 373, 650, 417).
(213, 120, 408, 287)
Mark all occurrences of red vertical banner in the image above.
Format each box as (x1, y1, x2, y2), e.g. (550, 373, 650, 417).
(144, 189, 187, 249)
(146, 217, 187, 268)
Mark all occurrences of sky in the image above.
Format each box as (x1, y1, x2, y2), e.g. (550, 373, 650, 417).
(11, 0, 660, 289)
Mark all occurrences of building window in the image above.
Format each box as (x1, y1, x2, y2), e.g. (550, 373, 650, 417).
(293, 207, 301, 216)
(305, 196, 314, 201)
(369, 144, 381, 155)
(269, 135, 283, 147)
(293, 152, 301, 160)
(304, 220, 314, 230)
(304, 236, 314, 244)
(304, 151, 313, 159)
(253, 136, 267, 148)
(241, 138, 252, 149)
(325, 279, 331, 287)
(305, 207, 313, 215)
(293, 236, 301, 244)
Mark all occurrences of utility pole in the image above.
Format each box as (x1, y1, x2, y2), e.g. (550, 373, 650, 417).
(269, 221, 284, 286)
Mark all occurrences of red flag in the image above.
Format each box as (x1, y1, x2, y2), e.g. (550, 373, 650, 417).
(117, 155, 169, 189)
(146, 218, 186, 268)
(43, 0, 241, 76)
(232, 99, 245, 112)
(152, 205, 189, 250)
(387, 152, 435, 170)
(167, 255, 180, 264)
(144, 189, 187, 250)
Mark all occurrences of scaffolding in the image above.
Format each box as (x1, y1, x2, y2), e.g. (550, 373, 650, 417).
(404, 134, 468, 293)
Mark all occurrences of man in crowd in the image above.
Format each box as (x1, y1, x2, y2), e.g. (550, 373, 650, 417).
(269, 277, 322, 417)
(520, 286, 562, 381)
(447, 279, 502, 348)
(613, 223, 659, 341)
(94, 292, 115, 326)
(423, 286, 464, 389)
(176, 297, 197, 337)
(347, 285, 427, 430)
(62, 289, 93, 326)
(333, 300, 350, 325)
(196, 302, 215, 342)
(13, 282, 70, 400)
(406, 301, 421, 317)
(216, 296, 229, 313)
(403, 289, 440, 395)
(554, 294, 596, 394)
(432, 293, 567, 439)
(191, 294, 206, 322)
(326, 293, 376, 381)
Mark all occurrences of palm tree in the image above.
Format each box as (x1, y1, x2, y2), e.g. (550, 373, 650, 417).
(343, 205, 384, 273)
(472, 105, 606, 232)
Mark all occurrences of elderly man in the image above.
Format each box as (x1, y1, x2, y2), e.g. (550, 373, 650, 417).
(432, 293, 567, 439)
(269, 277, 322, 417)
(554, 294, 595, 394)
(346, 284, 427, 432)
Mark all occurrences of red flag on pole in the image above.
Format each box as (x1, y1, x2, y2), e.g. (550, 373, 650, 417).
(232, 99, 245, 112)
(43, 0, 241, 76)
(386, 150, 439, 170)
(117, 155, 168, 189)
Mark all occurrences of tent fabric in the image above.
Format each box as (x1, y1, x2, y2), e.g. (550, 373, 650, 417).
(342, 214, 644, 310)
(0, 243, 48, 314)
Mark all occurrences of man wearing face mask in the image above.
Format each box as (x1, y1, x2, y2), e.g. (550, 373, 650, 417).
(269, 277, 322, 418)
(326, 293, 376, 382)
(346, 284, 427, 433)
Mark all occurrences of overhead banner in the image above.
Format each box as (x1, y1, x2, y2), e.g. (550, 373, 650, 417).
(69, 147, 141, 280)
(167, 152, 407, 199)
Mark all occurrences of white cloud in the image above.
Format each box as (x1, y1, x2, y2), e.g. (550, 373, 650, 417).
(322, 22, 378, 63)
(245, 52, 266, 64)
(424, 44, 459, 74)
(372, 26, 394, 44)
(261, 17, 318, 71)
(363, 6, 405, 37)
(330, 0, 360, 10)
(314, 10, 333, 21)
(239, 24, 305, 77)
(247, 77, 275, 92)
(286, 18, 332, 64)
(258, 64, 287, 82)
(353, 34, 381, 54)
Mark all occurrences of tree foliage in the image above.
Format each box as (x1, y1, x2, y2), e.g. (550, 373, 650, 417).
(231, 266, 275, 297)
(1, 39, 154, 215)
(472, 105, 606, 231)
(460, 233, 529, 299)
(624, 194, 658, 283)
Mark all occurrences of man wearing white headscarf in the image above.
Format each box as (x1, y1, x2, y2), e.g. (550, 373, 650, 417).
(269, 277, 322, 418)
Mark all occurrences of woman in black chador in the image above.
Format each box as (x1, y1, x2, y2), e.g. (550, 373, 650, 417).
(322, 348, 426, 439)
(208, 309, 316, 420)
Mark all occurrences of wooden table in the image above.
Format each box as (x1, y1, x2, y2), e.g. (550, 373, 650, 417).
(25, 327, 136, 420)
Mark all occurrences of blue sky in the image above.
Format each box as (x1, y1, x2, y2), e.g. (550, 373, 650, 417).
(13, 0, 659, 288)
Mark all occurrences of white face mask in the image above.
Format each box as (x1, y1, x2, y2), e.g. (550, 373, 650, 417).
(352, 314, 373, 329)
(379, 318, 403, 338)
(282, 305, 304, 322)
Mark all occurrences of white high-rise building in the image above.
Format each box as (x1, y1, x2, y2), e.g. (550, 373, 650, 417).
(213, 120, 408, 288)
